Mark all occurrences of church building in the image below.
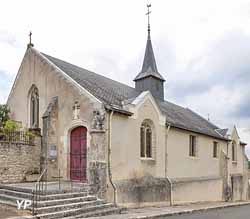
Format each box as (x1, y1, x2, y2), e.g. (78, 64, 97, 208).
(6, 8, 249, 206)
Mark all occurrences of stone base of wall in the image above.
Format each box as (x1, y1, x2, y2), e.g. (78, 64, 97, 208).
(172, 176, 223, 204)
(110, 176, 170, 207)
(0, 138, 41, 183)
(231, 174, 244, 201)
(89, 161, 107, 199)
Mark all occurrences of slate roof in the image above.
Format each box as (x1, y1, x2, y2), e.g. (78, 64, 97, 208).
(134, 32, 165, 81)
(158, 101, 225, 139)
(42, 53, 140, 107)
(41, 52, 227, 141)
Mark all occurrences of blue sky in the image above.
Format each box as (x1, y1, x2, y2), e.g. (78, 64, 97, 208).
(0, 0, 250, 154)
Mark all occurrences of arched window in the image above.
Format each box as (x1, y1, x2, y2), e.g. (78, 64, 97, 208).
(232, 141, 236, 161)
(29, 85, 39, 128)
(140, 120, 153, 158)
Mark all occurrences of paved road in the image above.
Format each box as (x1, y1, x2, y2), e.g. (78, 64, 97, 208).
(165, 205, 250, 219)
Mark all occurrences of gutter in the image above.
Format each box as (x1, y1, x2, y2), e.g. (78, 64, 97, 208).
(165, 123, 173, 206)
(107, 110, 117, 205)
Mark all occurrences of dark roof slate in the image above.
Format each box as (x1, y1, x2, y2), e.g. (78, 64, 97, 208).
(42, 53, 140, 107)
(42, 52, 226, 140)
(134, 33, 165, 81)
(158, 101, 224, 139)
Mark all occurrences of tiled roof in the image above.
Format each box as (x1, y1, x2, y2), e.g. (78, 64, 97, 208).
(42, 52, 227, 140)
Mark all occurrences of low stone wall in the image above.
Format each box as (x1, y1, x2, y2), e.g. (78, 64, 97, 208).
(0, 137, 41, 183)
(113, 176, 170, 206)
(172, 176, 223, 204)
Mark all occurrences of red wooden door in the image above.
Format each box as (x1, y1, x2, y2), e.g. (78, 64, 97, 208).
(70, 127, 87, 182)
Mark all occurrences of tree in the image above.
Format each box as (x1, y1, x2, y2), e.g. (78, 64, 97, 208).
(0, 104, 10, 128)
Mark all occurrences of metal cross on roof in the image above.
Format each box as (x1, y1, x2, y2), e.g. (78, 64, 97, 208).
(146, 4, 152, 33)
(27, 31, 34, 48)
(29, 32, 32, 44)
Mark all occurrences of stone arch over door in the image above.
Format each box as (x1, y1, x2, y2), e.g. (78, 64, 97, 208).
(70, 126, 87, 182)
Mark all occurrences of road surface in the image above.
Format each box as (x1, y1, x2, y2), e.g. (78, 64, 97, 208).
(165, 205, 250, 219)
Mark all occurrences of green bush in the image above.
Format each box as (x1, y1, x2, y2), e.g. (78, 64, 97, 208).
(3, 120, 21, 133)
(0, 104, 10, 128)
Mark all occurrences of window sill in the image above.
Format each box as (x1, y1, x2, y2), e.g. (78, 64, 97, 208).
(140, 157, 155, 162)
(188, 156, 199, 160)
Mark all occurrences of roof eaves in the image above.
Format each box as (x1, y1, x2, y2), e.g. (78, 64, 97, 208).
(134, 72, 165, 82)
(104, 104, 133, 116)
(240, 141, 247, 146)
(167, 122, 229, 142)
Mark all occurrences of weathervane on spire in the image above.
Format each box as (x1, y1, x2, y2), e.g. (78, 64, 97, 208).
(27, 31, 34, 48)
(146, 4, 152, 33)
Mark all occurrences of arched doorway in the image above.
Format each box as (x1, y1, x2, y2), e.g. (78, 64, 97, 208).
(70, 126, 87, 182)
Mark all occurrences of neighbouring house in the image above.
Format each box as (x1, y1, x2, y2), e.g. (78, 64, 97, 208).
(4, 18, 249, 206)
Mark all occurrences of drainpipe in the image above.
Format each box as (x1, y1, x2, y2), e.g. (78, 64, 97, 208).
(165, 123, 173, 206)
(107, 110, 117, 205)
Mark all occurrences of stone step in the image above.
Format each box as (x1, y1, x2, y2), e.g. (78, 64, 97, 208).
(35, 203, 115, 219)
(0, 193, 21, 206)
(0, 185, 34, 194)
(0, 189, 33, 200)
(0, 192, 95, 210)
(0, 184, 89, 195)
(34, 191, 89, 201)
(0, 189, 88, 201)
(34, 199, 105, 215)
(36, 195, 97, 207)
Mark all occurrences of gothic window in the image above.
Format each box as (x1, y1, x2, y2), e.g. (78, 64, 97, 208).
(140, 120, 153, 158)
(232, 141, 236, 161)
(29, 85, 39, 128)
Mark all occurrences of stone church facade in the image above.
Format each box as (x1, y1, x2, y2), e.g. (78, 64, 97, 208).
(6, 25, 249, 206)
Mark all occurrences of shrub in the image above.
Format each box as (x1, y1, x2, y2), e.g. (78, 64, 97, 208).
(3, 120, 21, 133)
(0, 104, 10, 128)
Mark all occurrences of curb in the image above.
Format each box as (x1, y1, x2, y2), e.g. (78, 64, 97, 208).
(127, 202, 250, 219)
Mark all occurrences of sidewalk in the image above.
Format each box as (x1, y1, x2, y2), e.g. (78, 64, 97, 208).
(88, 201, 250, 219)
(6, 201, 250, 219)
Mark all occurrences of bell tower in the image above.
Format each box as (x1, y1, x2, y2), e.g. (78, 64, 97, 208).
(134, 4, 165, 101)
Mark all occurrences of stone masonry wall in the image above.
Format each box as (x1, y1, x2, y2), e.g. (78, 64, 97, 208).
(89, 130, 107, 198)
(42, 96, 58, 180)
(113, 176, 170, 206)
(0, 138, 41, 183)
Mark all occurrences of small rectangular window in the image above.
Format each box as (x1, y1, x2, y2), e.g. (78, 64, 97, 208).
(189, 135, 197, 157)
(213, 141, 218, 158)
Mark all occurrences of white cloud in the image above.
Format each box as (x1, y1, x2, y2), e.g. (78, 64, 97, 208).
(0, 0, 250, 153)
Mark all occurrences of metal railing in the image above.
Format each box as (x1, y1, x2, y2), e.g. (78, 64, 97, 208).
(32, 168, 47, 215)
(0, 131, 35, 145)
(52, 168, 63, 191)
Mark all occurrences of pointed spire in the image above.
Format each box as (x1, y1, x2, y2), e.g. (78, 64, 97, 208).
(134, 4, 165, 82)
